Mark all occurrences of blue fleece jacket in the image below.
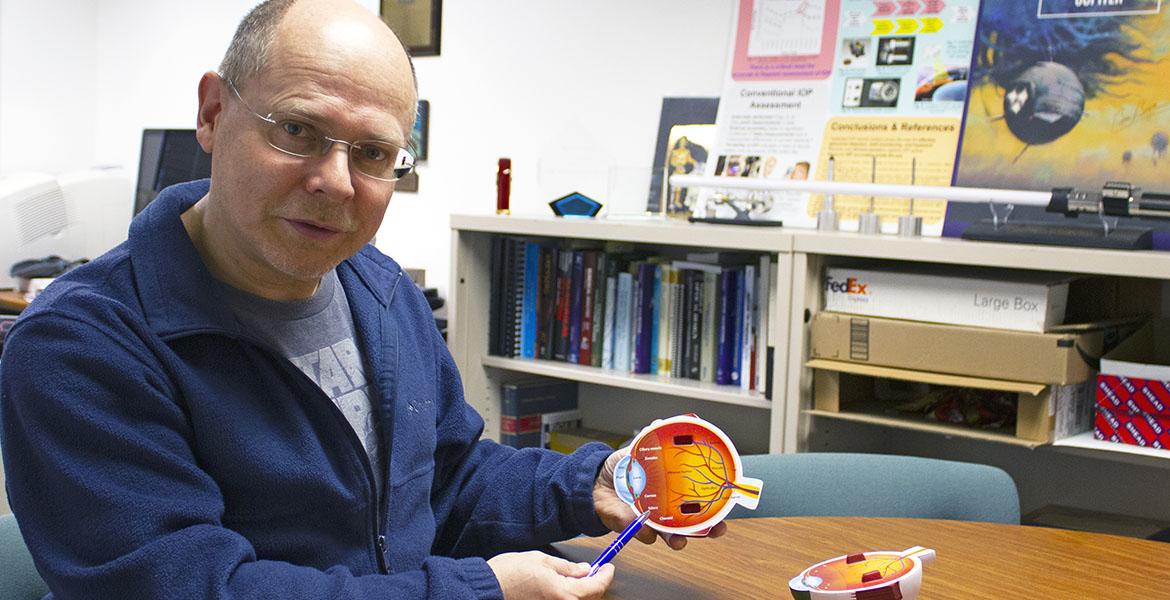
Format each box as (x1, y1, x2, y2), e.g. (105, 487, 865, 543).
(0, 180, 612, 599)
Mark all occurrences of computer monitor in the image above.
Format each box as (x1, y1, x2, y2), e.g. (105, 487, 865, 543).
(134, 129, 212, 215)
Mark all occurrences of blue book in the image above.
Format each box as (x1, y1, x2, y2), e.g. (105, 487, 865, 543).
(632, 263, 656, 374)
(729, 268, 745, 385)
(519, 241, 541, 359)
(715, 268, 739, 385)
(566, 251, 585, 364)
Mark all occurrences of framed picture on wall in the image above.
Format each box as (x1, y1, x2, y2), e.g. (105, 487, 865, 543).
(380, 0, 442, 57)
(397, 171, 419, 193)
(411, 100, 429, 161)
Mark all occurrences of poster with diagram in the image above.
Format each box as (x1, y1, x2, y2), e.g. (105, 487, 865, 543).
(705, 0, 980, 234)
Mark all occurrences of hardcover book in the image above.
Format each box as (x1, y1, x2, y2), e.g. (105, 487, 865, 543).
(566, 250, 585, 364)
(500, 379, 579, 449)
(579, 251, 598, 366)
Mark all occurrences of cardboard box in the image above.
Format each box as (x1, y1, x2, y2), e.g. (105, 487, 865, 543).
(823, 266, 1073, 332)
(1094, 320, 1170, 448)
(810, 312, 1136, 385)
(808, 359, 1095, 445)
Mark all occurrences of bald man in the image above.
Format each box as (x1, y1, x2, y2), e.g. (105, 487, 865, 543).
(0, 2, 721, 599)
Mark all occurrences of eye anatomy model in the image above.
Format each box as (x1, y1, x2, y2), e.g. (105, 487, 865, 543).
(789, 546, 936, 600)
(613, 414, 762, 536)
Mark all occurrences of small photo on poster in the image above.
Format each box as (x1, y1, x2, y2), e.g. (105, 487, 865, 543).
(876, 37, 915, 66)
(843, 78, 901, 108)
(914, 66, 968, 103)
(839, 38, 870, 69)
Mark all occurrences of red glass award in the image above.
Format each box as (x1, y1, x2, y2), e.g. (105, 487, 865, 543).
(496, 158, 511, 215)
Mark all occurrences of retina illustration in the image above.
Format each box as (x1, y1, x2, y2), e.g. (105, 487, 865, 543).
(613, 415, 762, 535)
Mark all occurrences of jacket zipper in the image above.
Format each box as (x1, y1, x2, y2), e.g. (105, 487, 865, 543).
(180, 329, 389, 574)
(278, 353, 390, 574)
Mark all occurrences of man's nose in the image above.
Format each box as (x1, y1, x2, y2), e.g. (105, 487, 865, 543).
(306, 141, 356, 200)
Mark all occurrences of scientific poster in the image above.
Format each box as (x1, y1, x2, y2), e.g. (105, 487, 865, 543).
(705, 0, 981, 233)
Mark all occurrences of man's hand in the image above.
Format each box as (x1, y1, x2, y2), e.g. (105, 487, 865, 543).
(487, 550, 613, 600)
(592, 447, 728, 550)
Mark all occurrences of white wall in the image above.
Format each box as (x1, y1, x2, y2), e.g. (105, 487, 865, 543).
(0, 0, 98, 173)
(0, 0, 733, 299)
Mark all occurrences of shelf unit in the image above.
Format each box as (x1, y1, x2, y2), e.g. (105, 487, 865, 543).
(449, 214, 1170, 517)
(449, 215, 793, 453)
(781, 229, 1170, 461)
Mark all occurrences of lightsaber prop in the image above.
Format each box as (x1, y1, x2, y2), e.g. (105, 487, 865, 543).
(669, 175, 1170, 220)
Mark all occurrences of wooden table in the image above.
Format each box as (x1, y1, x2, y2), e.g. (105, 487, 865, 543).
(553, 517, 1170, 599)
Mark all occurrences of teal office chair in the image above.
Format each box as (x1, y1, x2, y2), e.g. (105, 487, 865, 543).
(0, 512, 48, 599)
(729, 453, 1020, 524)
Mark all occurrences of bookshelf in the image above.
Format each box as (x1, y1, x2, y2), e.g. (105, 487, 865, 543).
(449, 214, 1170, 470)
(450, 215, 792, 453)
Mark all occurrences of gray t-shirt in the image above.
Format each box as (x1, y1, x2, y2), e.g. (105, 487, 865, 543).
(219, 270, 382, 495)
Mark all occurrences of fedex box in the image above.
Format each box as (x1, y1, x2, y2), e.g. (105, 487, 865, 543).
(1095, 320, 1170, 449)
(823, 266, 1072, 332)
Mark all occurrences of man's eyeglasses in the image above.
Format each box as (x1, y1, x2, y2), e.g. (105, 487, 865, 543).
(223, 76, 415, 182)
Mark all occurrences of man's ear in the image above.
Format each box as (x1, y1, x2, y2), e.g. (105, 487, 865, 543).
(195, 71, 224, 154)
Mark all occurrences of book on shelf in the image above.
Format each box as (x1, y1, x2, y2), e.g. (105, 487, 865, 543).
(590, 251, 607, 368)
(488, 236, 504, 357)
(657, 265, 674, 377)
(540, 409, 583, 450)
(613, 271, 634, 372)
(510, 241, 526, 358)
(579, 251, 598, 366)
(500, 378, 578, 449)
(632, 262, 656, 374)
(537, 245, 557, 360)
(730, 267, 745, 386)
(740, 264, 755, 390)
(670, 266, 686, 379)
(649, 264, 662, 375)
(519, 241, 540, 359)
(685, 269, 704, 380)
(716, 268, 739, 385)
(488, 236, 524, 357)
(552, 250, 573, 360)
(700, 270, 718, 383)
(566, 250, 585, 364)
(602, 270, 617, 370)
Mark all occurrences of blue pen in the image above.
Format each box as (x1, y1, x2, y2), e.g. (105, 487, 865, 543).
(588, 509, 652, 577)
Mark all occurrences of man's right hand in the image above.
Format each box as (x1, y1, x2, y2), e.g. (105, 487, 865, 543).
(487, 550, 614, 599)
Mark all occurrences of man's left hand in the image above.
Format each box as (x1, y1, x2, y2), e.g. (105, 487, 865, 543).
(591, 447, 728, 550)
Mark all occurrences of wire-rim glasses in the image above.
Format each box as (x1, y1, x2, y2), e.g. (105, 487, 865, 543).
(222, 76, 415, 182)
